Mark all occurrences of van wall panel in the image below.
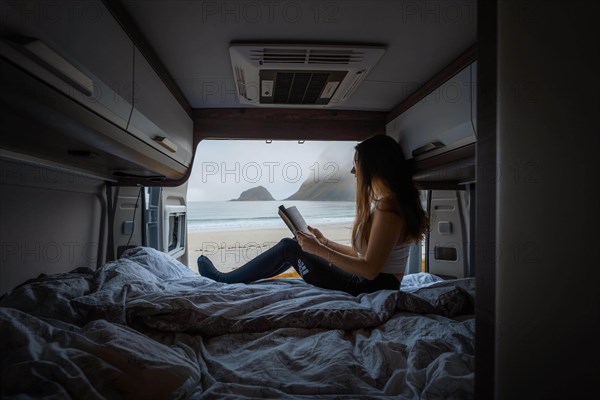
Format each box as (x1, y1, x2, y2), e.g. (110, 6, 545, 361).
(0, 158, 105, 295)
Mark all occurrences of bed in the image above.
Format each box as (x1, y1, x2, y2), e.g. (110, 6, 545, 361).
(0, 247, 475, 399)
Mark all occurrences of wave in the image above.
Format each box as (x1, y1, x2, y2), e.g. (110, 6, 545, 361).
(188, 216, 355, 232)
(187, 201, 356, 232)
(188, 215, 278, 223)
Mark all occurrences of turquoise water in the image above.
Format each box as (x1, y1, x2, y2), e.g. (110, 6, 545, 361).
(187, 201, 356, 232)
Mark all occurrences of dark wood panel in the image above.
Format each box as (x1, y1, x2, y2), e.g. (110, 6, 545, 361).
(193, 108, 387, 141)
(412, 143, 475, 187)
(386, 44, 477, 124)
(415, 143, 475, 173)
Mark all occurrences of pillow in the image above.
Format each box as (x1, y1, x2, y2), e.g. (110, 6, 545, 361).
(400, 272, 444, 292)
(120, 246, 196, 280)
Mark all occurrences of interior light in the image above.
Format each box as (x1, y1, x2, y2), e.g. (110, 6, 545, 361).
(265, 139, 273, 144)
(298, 140, 305, 144)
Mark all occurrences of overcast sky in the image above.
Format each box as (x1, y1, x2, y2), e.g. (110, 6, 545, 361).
(188, 140, 358, 201)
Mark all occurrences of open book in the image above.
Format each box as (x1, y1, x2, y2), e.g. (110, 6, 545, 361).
(278, 205, 313, 237)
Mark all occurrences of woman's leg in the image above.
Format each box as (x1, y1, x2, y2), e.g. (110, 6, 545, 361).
(291, 249, 399, 295)
(198, 237, 400, 295)
(198, 238, 301, 283)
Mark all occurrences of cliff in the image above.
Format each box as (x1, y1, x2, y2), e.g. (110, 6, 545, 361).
(285, 174, 356, 201)
(285, 145, 357, 201)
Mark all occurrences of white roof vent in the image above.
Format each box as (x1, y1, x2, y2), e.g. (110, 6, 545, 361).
(230, 44, 385, 107)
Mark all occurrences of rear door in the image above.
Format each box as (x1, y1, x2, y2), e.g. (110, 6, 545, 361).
(427, 189, 472, 279)
(144, 183, 188, 263)
(109, 182, 188, 265)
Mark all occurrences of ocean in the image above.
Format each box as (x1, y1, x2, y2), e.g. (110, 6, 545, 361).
(187, 201, 356, 232)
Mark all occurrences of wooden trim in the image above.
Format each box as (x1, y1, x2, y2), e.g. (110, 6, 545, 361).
(412, 143, 475, 186)
(415, 143, 475, 173)
(151, 108, 386, 186)
(101, 0, 193, 119)
(385, 44, 477, 124)
(414, 182, 468, 191)
(193, 108, 387, 141)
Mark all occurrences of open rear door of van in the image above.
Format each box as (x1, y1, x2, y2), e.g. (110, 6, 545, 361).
(144, 184, 188, 262)
(110, 183, 188, 266)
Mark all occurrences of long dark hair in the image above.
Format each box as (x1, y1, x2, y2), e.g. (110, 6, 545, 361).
(352, 135, 429, 249)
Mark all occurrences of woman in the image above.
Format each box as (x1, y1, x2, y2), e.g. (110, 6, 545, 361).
(198, 135, 429, 296)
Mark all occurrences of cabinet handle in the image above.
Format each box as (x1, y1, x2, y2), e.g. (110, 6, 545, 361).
(154, 136, 178, 153)
(2, 37, 94, 97)
(412, 141, 445, 157)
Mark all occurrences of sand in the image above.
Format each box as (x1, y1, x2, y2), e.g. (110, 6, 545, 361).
(186, 223, 354, 274)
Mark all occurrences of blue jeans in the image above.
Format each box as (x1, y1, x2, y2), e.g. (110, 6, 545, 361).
(198, 238, 400, 296)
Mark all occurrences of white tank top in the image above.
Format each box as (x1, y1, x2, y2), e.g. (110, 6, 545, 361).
(355, 235, 411, 274)
(379, 243, 411, 274)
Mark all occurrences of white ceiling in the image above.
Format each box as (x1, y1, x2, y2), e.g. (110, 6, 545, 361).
(122, 0, 477, 111)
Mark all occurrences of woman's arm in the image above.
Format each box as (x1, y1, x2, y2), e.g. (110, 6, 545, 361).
(326, 241, 357, 257)
(307, 226, 357, 257)
(298, 208, 405, 280)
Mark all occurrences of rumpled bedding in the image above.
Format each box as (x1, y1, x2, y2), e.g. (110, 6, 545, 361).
(0, 246, 475, 399)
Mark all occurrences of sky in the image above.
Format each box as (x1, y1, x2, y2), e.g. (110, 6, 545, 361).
(187, 140, 358, 201)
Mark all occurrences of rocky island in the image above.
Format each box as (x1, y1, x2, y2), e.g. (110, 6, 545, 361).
(230, 185, 275, 201)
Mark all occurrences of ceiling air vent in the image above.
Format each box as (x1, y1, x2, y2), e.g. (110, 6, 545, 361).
(250, 48, 365, 65)
(230, 44, 385, 107)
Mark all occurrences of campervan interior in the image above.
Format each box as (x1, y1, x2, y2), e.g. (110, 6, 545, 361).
(0, 1, 597, 399)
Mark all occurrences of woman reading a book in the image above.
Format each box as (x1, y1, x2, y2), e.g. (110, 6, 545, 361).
(198, 134, 429, 295)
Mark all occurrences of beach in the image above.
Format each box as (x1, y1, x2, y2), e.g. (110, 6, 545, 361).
(186, 222, 354, 275)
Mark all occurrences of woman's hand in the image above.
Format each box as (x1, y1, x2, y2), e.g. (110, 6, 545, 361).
(296, 230, 326, 257)
(307, 225, 328, 246)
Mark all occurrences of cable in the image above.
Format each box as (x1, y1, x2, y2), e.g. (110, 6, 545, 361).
(126, 186, 143, 248)
(125, 44, 135, 131)
(106, 185, 115, 261)
(470, 64, 477, 136)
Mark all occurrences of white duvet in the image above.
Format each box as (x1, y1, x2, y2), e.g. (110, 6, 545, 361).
(0, 247, 475, 399)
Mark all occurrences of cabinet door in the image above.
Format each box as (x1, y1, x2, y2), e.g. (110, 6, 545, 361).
(127, 48, 193, 167)
(0, 0, 133, 128)
(386, 63, 476, 160)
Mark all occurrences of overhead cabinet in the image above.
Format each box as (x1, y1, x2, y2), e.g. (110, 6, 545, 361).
(0, 0, 193, 181)
(0, 0, 134, 130)
(387, 62, 477, 161)
(127, 48, 193, 168)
